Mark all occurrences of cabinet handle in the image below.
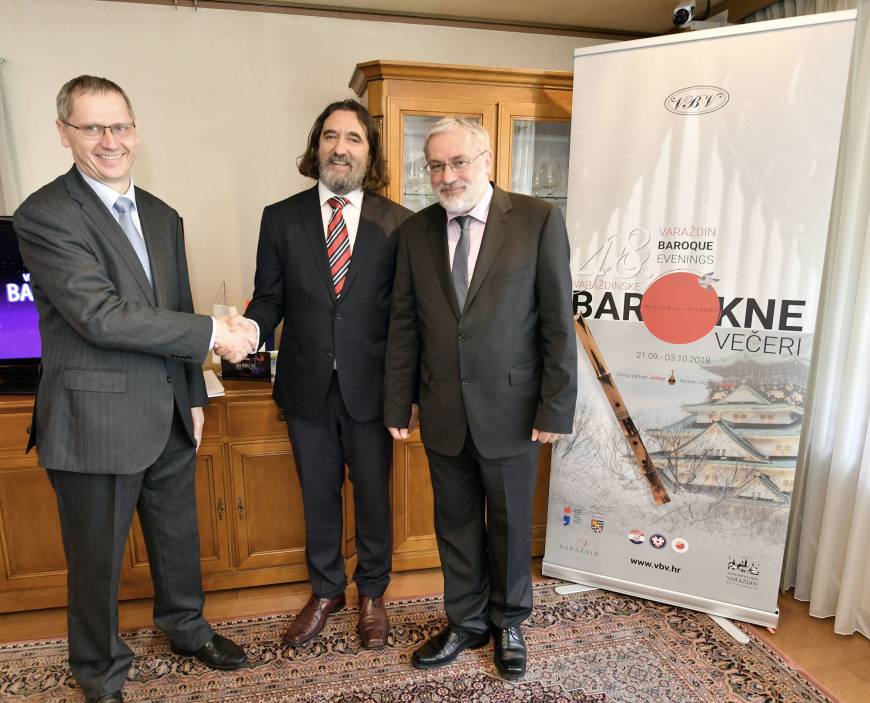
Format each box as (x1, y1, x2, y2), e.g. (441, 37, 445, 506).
(237, 498, 245, 520)
(216, 498, 224, 521)
(276, 410, 286, 423)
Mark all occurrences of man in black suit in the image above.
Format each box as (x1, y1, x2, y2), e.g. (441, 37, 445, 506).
(237, 100, 411, 649)
(384, 117, 577, 680)
(13, 76, 249, 703)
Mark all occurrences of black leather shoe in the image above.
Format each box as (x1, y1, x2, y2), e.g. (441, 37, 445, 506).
(85, 693, 123, 703)
(411, 627, 490, 669)
(171, 633, 248, 670)
(492, 625, 527, 680)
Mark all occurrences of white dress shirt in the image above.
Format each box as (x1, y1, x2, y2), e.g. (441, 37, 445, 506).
(77, 167, 142, 236)
(446, 183, 494, 281)
(318, 182, 364, 249)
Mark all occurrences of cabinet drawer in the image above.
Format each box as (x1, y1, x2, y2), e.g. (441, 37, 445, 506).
(226, 400, 287, 438)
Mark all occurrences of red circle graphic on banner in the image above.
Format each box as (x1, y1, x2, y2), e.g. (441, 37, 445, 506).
(640, 271, 720, 344)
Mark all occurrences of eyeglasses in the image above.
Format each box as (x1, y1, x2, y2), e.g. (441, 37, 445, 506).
(62, 121, 136, 139)
(425, 151, 487, 175)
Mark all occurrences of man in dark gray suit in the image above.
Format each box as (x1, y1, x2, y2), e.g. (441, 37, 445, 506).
(384, 117, 577, 680)
(13, 75, 249, 703)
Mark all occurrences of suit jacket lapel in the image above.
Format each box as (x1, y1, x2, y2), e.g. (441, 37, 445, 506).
(464, 186, 512, 312)
(425, 205, 461, 319)
(341, 193, 378, 298)
(134, 190, 167, 306)
(300, 185, 337, 303)
(64, 167, 156, 306)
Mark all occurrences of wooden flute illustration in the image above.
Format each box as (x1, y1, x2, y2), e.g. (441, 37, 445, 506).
(574, 316, 672, 505)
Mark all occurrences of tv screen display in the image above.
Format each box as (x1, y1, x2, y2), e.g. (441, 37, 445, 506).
(0, 216, 41, 361)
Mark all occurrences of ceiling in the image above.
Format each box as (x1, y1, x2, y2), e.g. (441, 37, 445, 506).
(152, 0, 761, 38)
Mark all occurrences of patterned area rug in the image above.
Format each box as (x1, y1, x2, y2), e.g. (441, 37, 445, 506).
(1, 583, 831, 702)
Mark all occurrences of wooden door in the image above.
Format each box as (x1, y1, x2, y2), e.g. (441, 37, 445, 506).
(227, 440, 308, 577)
(0, 454, 67, 611)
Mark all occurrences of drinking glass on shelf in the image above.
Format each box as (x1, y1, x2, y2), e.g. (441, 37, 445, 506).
(536, 160, 563, 198)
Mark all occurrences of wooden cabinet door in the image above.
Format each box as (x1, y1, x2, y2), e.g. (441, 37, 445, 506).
(0, 455, 68, 611)
(495, 101, 571, 219)
(120, 443, 233, 594)
(391, 431, 439, 570)
(227, 440, 307, 577)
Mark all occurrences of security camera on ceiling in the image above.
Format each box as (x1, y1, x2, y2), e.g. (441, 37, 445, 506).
(673, 1, 696, 28)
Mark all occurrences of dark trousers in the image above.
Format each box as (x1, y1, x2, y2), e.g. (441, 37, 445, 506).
(425, 432, 539, 635)
(47, 411, 213, 698)
(285, 373, 393, 599)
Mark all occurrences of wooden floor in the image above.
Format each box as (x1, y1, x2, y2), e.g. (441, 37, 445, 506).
(2, 562, 869, 702)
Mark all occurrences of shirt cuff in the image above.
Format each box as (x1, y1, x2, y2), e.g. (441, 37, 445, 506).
(246, 318, 262, 350)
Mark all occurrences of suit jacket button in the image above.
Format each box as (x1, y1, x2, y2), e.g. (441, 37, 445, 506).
(461, 377, 470, 385)
(327, 351, 335, 358)
(458, 334, 466, 342)
(167, 376, 172, 384)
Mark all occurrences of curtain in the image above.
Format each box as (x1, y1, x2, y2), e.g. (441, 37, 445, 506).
(0, 56, 20, 214)
(782, 0, 870, 637)
(742, 0, 856, 22)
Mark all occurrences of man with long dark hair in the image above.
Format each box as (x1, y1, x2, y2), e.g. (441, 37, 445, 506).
(233, 100, 411, 648)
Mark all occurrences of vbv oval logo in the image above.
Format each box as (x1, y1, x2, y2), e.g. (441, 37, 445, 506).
(665, 86, 730, 115)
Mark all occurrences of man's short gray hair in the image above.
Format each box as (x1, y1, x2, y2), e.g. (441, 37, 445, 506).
(56, 75, 135, 123)
(424, 117, 491, 160)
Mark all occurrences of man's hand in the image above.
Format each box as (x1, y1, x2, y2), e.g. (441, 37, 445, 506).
(532, 429, 565, 444)
(191, 406, 204, 451)
(388, 404, 419, 440)
(213, 315, 257, 363)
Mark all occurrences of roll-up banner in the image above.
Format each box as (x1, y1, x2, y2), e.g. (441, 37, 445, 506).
(543, 12, 856, 627)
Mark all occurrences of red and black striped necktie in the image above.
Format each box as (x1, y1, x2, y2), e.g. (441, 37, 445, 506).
(326, 196, 351, 296)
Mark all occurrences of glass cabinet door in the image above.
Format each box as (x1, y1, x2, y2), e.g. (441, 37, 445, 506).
(401, 114, 451, 212)
(497, 104, 571, 217)
(387, 98, 496, 212)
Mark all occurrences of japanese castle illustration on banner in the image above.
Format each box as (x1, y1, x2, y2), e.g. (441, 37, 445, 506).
(649, 355, 808, 503)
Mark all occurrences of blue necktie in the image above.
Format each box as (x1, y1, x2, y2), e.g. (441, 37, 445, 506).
(113, 196, 153, 287)
(453, 215, 471, 311)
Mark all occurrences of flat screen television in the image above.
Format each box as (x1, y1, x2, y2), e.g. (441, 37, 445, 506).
(0, 215, 40, 393)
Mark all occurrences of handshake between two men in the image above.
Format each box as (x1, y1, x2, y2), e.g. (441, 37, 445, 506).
(213, 314, 260, 363)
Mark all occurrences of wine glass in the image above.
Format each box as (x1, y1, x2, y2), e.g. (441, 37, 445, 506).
(536, 160, 563, 198)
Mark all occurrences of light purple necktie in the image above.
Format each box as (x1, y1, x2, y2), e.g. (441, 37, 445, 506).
(113, 196, 153, 288)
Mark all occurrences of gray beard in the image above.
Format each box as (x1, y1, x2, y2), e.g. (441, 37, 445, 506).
(320, 159, 365, 195)
(434, 179, 487, 214)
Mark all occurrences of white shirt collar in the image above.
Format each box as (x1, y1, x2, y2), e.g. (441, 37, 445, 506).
(77, 166, 137, 212)
(318, 181, 364, 211)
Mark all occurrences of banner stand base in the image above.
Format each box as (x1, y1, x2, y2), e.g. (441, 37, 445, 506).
(543, 561, 779, 628)
(554, 583, 598, 596)
(709, 614, 751, 644)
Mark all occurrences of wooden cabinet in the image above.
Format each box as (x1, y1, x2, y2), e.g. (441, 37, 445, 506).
(350, 60, 573, 216)
(0, 383, 372, 612)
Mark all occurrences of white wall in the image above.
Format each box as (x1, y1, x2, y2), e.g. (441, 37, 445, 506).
(0, 0, 603, 310)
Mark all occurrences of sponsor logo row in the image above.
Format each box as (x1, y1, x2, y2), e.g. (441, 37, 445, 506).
(628, 530, 689, 554)
(562, 506, 688, 554)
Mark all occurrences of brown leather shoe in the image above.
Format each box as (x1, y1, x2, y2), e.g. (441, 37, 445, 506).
(282, 593, 345, 645)
(357, 596, 389, 650)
